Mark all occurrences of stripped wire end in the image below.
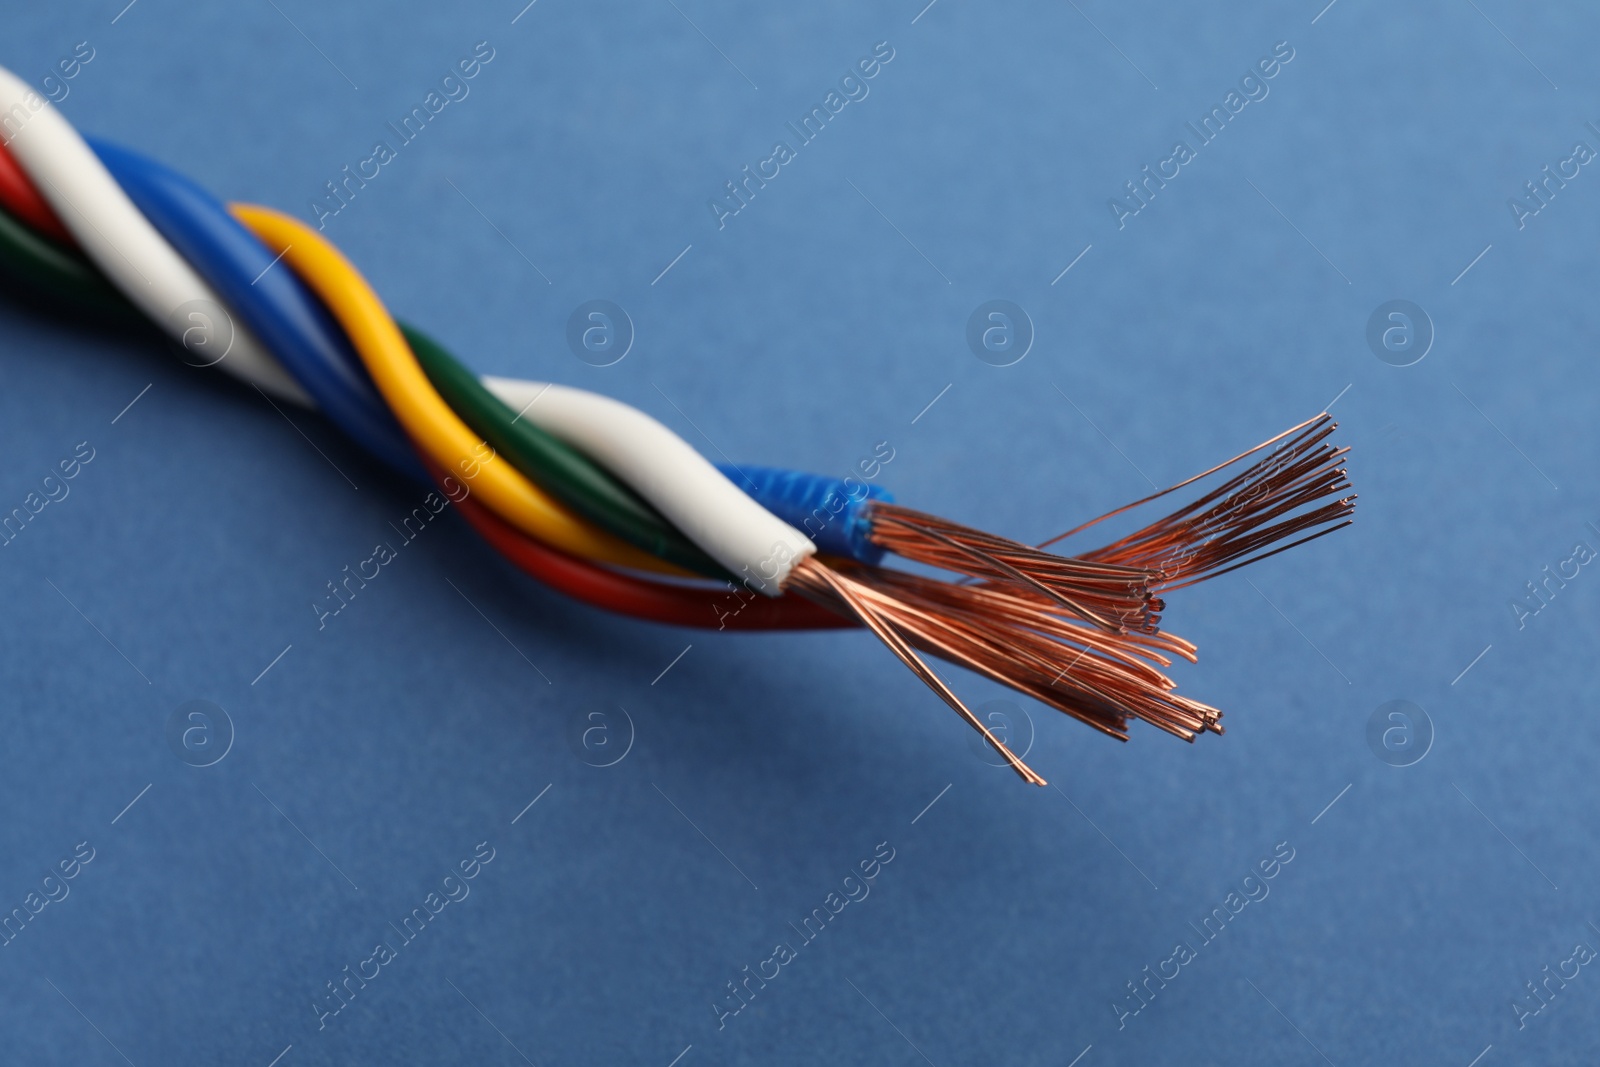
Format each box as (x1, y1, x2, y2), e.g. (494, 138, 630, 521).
(1065, 413, 1355, 592)
(785, 555, 1048, 786)
(786, 555, 1224, 786)
(867, 504, 1165, 634)
(806, 414, 1351, 780)
(866, 412, 1354, 609)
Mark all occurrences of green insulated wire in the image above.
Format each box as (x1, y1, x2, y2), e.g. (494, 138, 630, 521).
(0, 202, 725, 577)
(0, 203, 140, 321)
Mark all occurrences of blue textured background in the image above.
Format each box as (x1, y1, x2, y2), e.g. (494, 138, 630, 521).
(3, 2, 1597, 1064)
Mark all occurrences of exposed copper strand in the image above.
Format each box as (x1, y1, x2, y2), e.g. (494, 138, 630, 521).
(868, 506, 1161, 633)
(1037, 412, 1336, 549)
(765, 414, 1351, 783)
(786, 557, 1050, 785)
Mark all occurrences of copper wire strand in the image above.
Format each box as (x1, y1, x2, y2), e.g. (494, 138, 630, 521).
(867, 509, 1143, 632)
(865, 568, 1196, 673)
(785, 556, 1050, 785)
(1038, 411, 1338, 548)
(788, 557, 1222, 769)
(869, 508, 1163, 633)
(869, 582, 1220, 742)
(866, 413, 1354, 610)
(1075, 417, 1354, 586)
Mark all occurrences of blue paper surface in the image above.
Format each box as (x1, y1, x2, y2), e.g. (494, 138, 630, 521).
(3, 2, 1599, 1063)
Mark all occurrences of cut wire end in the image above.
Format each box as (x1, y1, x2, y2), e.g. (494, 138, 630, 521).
(787, 554, 1223, 786)
(866, 412, 1354, 608)
(786, 555, 1048, 786)
(868, 504, 1164, 634)
(1050, 412, 1355, 591)
(793, 414, 1352, 782)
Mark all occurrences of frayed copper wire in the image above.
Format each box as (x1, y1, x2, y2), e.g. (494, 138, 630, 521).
(785, 556, 1050, 785)
(868, 507, 1163, 633)
(853, 568, 1222, 742)
(1050, 412, 1355, 591)
(782, 414, 1351, 785)
(786, 556, 1223, 785)
(866, 412, 1354, 608)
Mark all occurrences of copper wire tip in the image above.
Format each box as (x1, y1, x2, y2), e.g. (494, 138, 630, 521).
(789, 414, 1352, 784)
(866, 413, 1353, 611)
(868, 504, 1162, 634)
(1051, 412, 1355, 591)
(787, 555, 1050, 785)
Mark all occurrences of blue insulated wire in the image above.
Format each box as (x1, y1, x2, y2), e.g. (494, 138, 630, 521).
(717, 464, 891, 564)
(88, 136, 426, 480)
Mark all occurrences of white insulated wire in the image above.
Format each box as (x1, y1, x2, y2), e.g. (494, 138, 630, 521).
(0, 66, 312, 406)
(482, 377, 815, 593)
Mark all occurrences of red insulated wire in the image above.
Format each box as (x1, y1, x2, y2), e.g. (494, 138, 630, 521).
(0, 141, 72, 242)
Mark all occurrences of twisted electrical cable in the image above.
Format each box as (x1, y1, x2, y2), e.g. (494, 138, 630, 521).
(0, 66, 1357, 783)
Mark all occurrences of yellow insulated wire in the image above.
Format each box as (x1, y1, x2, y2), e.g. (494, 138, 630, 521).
(230, 202, 687, 578)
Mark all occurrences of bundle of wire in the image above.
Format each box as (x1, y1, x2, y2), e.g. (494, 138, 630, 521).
(0, 65, 1355, 786)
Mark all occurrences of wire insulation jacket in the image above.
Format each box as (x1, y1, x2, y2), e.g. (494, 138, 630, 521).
(0, 130, 70, 243)
(0, 169, 736, 578)
(0, 122, 870, 579)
